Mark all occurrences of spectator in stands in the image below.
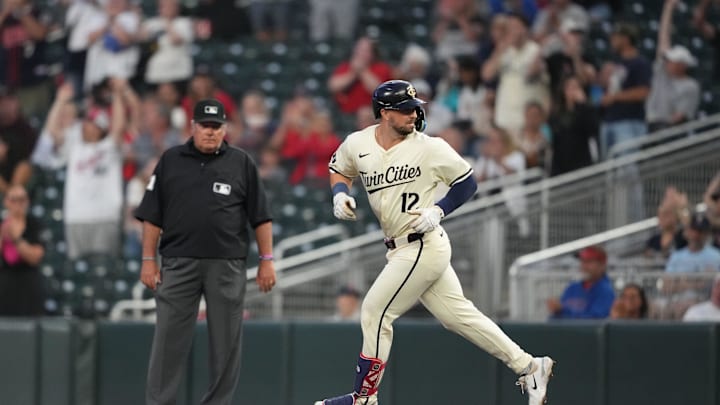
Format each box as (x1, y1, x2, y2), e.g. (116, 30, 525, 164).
(84, 0, 141, 90)
(247, 0, 289, 42)
(645, 187, 689, 258)
(257, 145, 286, 184)
(270, 95, 314, 149)
(703, 172, 720, 249)
(610, 283, 649, 319)
(412, 79, 453, 137)
(0, 86, 37, 194)
(332, 285, 361, 322)
(474, 124, 525, 183)
(308, 0, 358, 42)
(438, 125, 474, 165)
(598, 22, 651, 159)
(0, 185, 45, 316)
(235, 90, 275, 155)
(485, 0, 538, 22)
(482, 12, 549, 139)
(0, 0, 50, 118)
(548, 74, 598, 176)
(518, 101, 549, 170)
(692, 0, 720, 79)
(64, 0, 106, 97)
(124, 157, 158, 258)
(477, 13, 507, 71)
(666, 212, 720, 273)
(155, 82, 187, 132)
(456, 56, 489, 138)
(129, 96, 183, 172)
(32, 83, 77, 170)
(47, 78, 128, 259)
(547, 245, 615, 319)
(575, 0, 622, 23)
(394, 43, 432, 83)
(645, 0, 701, 133)
(432, 57, 462, 115)
(191, 0, 251, 40)
(431, 0, 484, 63)
(139, 0, 194, 86)
(328, 36, 393, 114)
(354, 105, 376, 131)
(682, 273, 720, 321)
(274, 105, 341, 186)
(543, 18, 597, 97)
(532, 0, 589, 45)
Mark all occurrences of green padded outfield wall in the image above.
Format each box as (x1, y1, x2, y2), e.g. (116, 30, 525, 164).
(0, 318, 718, 405)
(0, 319, 38, 405)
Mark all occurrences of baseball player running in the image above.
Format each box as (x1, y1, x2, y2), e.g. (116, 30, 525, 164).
(315, 80, 554, 405)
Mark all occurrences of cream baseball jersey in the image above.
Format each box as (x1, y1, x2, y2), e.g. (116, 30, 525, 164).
(329, 124, 473, 238)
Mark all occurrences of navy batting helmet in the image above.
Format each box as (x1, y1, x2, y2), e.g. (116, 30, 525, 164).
(372, 80, 427, 131)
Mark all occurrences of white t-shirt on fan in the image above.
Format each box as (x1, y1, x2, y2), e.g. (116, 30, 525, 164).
(63, 125, 123, 224)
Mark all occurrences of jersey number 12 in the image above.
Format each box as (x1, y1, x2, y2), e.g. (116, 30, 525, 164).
(400, 192, 419, 212)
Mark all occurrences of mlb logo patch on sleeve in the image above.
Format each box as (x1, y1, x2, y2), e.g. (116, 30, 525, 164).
(213, 182, 232, 195)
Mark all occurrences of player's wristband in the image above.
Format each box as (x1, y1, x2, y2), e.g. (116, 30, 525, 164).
(332, 183, 350, 196)
(259, 255, 274, 261)
(142, 256, 157, 261)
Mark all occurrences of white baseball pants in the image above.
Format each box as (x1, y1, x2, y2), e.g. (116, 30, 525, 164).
(360, 227, 533, 374)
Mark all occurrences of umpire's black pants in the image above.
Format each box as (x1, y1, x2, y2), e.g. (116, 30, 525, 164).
(146, 257, 247, 405)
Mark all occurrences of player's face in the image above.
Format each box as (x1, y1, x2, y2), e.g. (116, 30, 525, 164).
(192, 121, 226, 153)
(384, 109, 416, 136)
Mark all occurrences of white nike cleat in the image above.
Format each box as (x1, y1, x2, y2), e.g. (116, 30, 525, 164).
(516, 356, 555, 405)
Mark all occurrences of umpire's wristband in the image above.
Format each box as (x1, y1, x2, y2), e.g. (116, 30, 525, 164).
(332, 183, 350, 196)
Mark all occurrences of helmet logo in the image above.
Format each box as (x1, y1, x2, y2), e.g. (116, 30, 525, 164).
(407, 85, 416, 98)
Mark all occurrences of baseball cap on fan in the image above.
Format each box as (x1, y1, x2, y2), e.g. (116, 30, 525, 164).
(193, 99, 227, 124)
(577, 245, 607, 263)
(664, 45, 697, 67)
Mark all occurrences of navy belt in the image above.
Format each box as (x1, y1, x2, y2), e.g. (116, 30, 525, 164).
(384, 233, 424, 250)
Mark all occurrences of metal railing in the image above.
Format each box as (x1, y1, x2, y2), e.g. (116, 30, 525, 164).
(109, 224, 350, 321)
(510, 268, 718, 321)
(509, 202, 712, 321)
(110, 116, 720, 320)
(608, 113, 720, 159)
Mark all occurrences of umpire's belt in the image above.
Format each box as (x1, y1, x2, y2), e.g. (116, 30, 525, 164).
(384, 233, 424, 250)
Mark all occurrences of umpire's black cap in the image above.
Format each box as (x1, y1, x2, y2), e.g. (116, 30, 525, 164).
(193, 99, 227, 124)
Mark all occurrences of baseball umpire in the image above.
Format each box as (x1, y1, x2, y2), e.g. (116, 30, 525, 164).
(135, 99, 277, 405)
(315, 80, 554, 405)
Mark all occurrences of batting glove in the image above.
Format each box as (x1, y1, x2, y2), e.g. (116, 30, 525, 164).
(333, 192, 357, 221)
(408, 206, 444, 233)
